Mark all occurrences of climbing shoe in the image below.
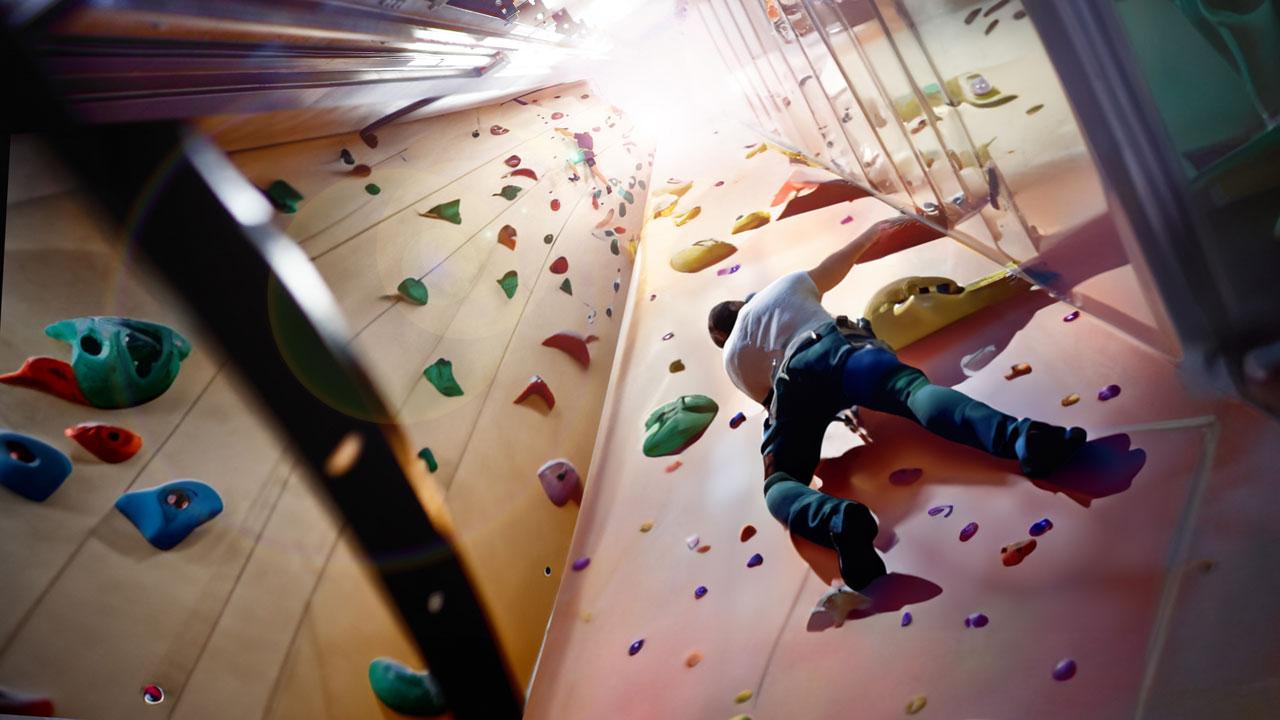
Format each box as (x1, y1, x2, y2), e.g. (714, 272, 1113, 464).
(1016, 421, 1087, 477)
(830, 502, 886, 591)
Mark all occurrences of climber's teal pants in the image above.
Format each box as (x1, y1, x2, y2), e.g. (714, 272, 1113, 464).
(761, 321, 1030, 549)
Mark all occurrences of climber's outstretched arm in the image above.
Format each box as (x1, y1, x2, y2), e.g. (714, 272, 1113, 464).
(807, 211, 947, 295)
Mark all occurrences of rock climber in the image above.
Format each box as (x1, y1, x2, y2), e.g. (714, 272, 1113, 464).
(707, 212, 1086, 591)
(554, 127, 610, 190)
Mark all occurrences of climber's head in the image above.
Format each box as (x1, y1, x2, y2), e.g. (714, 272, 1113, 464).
(707, 300, 745, 348)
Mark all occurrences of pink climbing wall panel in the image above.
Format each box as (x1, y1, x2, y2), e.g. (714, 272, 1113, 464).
(524, 116, 1280, 718)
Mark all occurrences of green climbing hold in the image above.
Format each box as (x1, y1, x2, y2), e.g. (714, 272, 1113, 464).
(619, 202, 627, 218)
(493, 185, 522, 201)
(620, 189, 635, 204)
(424, 358, 463, 397)
(45, 316, 191, 409)
(544, 233, 554, 244)
(497, 271, 518, 299)
(643, 394, 719, 457)
(610, 237, 620, 255)
(397, 278, 428, 305)
(638, 179, 647, 191)
(368, 658, 447, 717)
(559, 278, 573, 295)
(364, 183, 381, 195)
(265, 180, 303, 213)
(418, 447, 438, 473)
(419, 199, 461, 224)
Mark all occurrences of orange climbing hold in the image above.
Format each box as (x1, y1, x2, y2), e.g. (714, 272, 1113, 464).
(0, 356, 87, 405)
(1001, 538, 1037, 566)
(1005, 363, 1032, 380)
(65, 422, 142, 463)
(514, 375, 556, 411)
(498, 225, 518, 250)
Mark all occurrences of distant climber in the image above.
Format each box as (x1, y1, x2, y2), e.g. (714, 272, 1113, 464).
(555, 127, 610, 190)
(707, 213, 1086, 592)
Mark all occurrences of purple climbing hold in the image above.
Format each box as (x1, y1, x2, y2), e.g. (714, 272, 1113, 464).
(959, 522, 979, 542)
(840, 216, 854, 225)
(716, 264, 741, 276)
(1063, 310, 1080, 322)
(729, 412, 746, 429)
(964, 613, 989, 628)
(901, 612, 912, 627)
(628, 639, 644, 656)
(928, 504, 954, 518)
(571, 556, 590, 571)
(1053, 658, 1077, 681)
(1029, 518, 1053, 537)
(747, 553, 763, 568)
(1097, 384, 1122, 401)
(662, 332, 674, 341)
(694, 585, 708, 599)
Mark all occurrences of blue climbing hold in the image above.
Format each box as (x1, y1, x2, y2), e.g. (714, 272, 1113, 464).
(114, 480, 223, 550)
(0, 431, 72, 502)
(1029, 518, 1053, 536)
(368, 658, 447, 716)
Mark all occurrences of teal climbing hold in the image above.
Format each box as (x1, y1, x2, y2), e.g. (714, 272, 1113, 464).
(45, 316, 191, 409)
(620, 189, 635, 204)
(559, 278, 573, 295)
(493, 185, 522, 201)
(264, 180, 303, 213)
(114, 479, 223, 550)
(619, 202, 627, 218)
(497, 270, 519, 299)
(397, 278, 428, 305)
(643, 395, 719, 457)
(424, 359, 463, 397)
(419, 199, 461, 224)
(418, 447, 438, 473)
(0, 431, 72, 502)
(368, 658, 447, 717)
(364, 183, 381, 195)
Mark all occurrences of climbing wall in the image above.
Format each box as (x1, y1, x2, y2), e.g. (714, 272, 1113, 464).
(524, 118, 1280, 718)
(1, 80, 655, 718)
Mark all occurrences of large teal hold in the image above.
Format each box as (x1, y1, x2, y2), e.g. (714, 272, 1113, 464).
(45, 317, 191, 409)
(114, 479, 222, 550)
(0, 431, 73, 502)
(643, 395, 719, 457)
(368, 658, 447, 716)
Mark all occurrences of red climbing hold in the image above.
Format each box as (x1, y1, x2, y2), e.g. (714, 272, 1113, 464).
(505, 168, 538, 181)
(551, 111, 564, 120)
(65, 422, 142, 463)
(542, 332, 591, 369)
(0, 356, 87, 405)
(504, 155, 521, 168)
(614, 226, 626, 234)
(740, 524, 757, 542)
(514, 375, 556, 411)
(551, 198, 561, 211)
(490, 125, 509, 135)
(351, 164, 372, 177)
(549, 256, 569, 274)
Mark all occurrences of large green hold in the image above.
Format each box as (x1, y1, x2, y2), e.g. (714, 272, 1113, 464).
(265, 180, 303, 213)
(419, 199, 462, 224)
(397, 278, 428, 305)
(497, 270, 519, 299)
(368, 657, 446, 716)
(424, 358, 463, 397)
(643, 394, 719, 457)
(45, 316, 191, 409)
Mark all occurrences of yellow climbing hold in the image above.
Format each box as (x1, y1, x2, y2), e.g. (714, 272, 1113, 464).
(1061, 393, 1081, 406)
(732, 211, 771, 234)
(671, 239, 737, 273)
(658, 181, 693, 199)
(745, 143, 768, 159)
(734, 689, 753, 703)
(729, 716, 752, 720)
(864, 267, 1029, 350)
(640, 520, 654, 532)
(653, 199, 679, 219)
(674, 206, 702, 227)
(580, 611, 593, 623)
(906, 695, 927, 714)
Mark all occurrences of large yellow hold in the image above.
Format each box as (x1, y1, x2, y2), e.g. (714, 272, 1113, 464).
(864, 266, 1030, 350)
(670, 239, 738, 273)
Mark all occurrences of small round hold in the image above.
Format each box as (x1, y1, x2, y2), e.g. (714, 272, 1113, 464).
(696, 544, 711, 554)
(471, 130, 480, 138)
(965, 612, 989, 628)
(959, 521, 979, 542)
(694, 585, 708, 599)
(905, 695, 927, 714)
(544, 233, 554, 244)
(339, 148, 355, 165)
(1097, 384, 1122, 401)
(734, 689, 753, 703)
(628, 639, 645, 656)
(543, 566, 552, 576)
(427, 591, 445, 614)
(685, 651, 702, 667)
(352, 164, 372, 177)
(969, 74, 992, 95)
(729, 412, 747, 429)
(640, 520, 654, 532)
(571, 556, 591, 571)
(686, 534, 700, 550)
(739, 524, 757, 542)
(551, 198, 561, 211)
(1061, 393, 1081, 406)
(1029, 518, 1053, 537)
(1063, 310, 1080, 322)
(715, 180, 725, 187)
(747, 553, 763, 568)
(364, 183, 381, 195)
(1053, 658, 1077, 681)
(901, 611, 912, 627)
(662, 332, 674, 341)
(142, 684, 164, 704)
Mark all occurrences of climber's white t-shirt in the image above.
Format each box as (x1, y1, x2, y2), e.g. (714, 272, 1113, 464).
(723, 271, 833, 404)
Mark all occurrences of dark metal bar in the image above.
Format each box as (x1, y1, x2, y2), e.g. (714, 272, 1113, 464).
(360, 95, 443, 148)
(6, 6, 522, 717)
